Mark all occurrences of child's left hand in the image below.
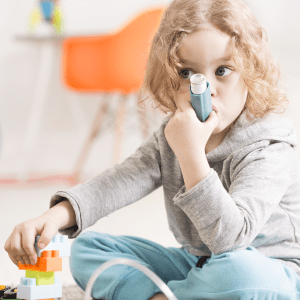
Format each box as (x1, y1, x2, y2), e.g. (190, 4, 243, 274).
(164, 100, 219, 161)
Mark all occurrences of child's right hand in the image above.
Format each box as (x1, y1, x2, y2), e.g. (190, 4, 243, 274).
(4, 216, 58, 267)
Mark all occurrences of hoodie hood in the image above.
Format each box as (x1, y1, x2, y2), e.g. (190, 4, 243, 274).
(206, 111, 298, 162)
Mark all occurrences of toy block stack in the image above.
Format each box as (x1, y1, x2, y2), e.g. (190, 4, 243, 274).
(16, 235, 70, 300)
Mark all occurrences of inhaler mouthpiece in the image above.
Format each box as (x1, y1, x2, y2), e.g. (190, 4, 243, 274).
(190, 74, 207, 95)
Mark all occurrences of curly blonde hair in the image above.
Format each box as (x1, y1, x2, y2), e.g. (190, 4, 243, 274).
(138, 0, 289, 120)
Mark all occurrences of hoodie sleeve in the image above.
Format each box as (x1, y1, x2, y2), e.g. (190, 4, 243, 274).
(49, 126, 163, 238)
(173, 141, 292, 255)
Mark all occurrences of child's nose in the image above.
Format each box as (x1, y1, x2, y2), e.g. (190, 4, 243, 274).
(205, 77, 216, 97)
(210, 84, 217, 97)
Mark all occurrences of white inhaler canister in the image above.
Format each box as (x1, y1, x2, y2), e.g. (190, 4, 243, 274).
(190, 74, 212, 122)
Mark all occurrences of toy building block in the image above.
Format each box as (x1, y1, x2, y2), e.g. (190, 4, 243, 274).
(1, 287, 22, 299)
(29, 0, 63, 35)
(40, 0, 55, 21)
(34, 235, 70, 257)
(25, 270, 55, 285)
(19, 250, 62, 272)
(0, 285, 11, 297)
(17, 277, 62, 299)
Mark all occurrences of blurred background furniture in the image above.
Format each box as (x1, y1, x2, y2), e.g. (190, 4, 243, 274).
(62, 7, 164, 181)
(15, 35, 65, 181)
(15, 0, 63, 181)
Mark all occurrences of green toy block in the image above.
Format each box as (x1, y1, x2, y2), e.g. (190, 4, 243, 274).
(25, 270, 55, 285)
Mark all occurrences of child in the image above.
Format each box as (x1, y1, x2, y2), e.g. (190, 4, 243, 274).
(5, 0, 300, 299)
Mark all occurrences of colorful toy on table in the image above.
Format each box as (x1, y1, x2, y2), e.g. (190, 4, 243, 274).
(29, 0, 63, 35)
(0, 286, 22, 300)
(15, 234, 70, 300)
(0, 286, 10, 298)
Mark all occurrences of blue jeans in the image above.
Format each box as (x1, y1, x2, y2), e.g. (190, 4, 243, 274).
(70, 231, 300, 300)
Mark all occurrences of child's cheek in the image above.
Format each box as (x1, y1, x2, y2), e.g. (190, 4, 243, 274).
(175, 91, 190, 108)
(177, 89, 189, 94)
(177, 82, 190, 94)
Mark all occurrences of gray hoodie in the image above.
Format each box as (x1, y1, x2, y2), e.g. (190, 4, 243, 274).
(50, 111, 300, 276)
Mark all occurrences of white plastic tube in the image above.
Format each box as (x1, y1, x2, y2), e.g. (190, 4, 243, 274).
(84, 258, 179, 300)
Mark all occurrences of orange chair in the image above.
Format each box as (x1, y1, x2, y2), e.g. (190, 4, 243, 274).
(62, 8, 164, 181)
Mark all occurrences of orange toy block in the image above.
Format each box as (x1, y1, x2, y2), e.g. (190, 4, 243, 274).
(19, 250, 62, 272)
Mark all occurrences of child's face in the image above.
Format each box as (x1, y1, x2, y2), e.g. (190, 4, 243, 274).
(175, 24, 248, 139)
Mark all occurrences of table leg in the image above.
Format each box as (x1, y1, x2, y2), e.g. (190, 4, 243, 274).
(17, 42, 55, 180)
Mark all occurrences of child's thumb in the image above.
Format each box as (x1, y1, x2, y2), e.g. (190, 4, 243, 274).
(206, 110, 219, 128)
(38, 225, 57, 249)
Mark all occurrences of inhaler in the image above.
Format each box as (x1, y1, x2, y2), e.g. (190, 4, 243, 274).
(190, 74, 212, 122)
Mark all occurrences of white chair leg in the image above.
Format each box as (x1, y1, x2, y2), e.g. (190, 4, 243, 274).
(65, 91, 88, 136)
(73, 93, 110, 181)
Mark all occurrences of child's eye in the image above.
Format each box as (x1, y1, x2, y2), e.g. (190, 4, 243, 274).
(178, 69, 194, 79)
(216, 67, 232, 77)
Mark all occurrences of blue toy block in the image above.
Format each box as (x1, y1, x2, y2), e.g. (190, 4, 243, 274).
(17, 276, 62, 299)
(34, 234, 70, 257)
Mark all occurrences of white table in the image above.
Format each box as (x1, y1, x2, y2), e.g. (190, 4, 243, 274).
(15, 34, 79, 180)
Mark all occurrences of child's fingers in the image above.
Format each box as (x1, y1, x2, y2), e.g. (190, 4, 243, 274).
(22, 254, 31, 266)
(15, 255, 26, 266)
(180, 99, 194, 113)
(38, 221, 58, 250)
(205, 110, 219, 128)
(21, 230, 38, 265)
(9, 231, 27, 259)
(8, 234, 27, 265)
(8, 253, 21, 267)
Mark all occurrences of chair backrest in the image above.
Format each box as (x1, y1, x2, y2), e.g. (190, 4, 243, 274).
(62, 7, 164, 94)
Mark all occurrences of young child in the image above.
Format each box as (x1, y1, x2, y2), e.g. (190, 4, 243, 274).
(5, 0, 300, 299)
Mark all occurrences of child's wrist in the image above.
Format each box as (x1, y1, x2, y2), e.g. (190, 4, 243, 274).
(42, 200, 76, 230)
(178, 150, 210, 191)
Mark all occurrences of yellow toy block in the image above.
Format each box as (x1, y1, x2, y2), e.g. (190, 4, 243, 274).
(25, 270, 55, 285)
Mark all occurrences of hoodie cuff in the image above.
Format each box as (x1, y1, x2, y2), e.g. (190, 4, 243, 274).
(174, 168, 216, 200)
(173, 168, 225, 230)
(50, 192, 82, 238)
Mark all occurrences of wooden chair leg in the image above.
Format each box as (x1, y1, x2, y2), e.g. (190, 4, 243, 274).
(112, 94, 128, 165)
(73, 94, 110, 181)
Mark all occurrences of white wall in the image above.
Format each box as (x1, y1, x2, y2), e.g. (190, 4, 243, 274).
(0, 0, 300, 180)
